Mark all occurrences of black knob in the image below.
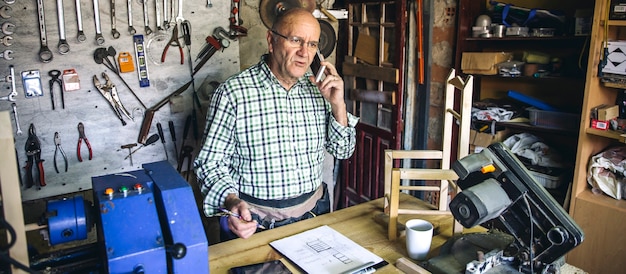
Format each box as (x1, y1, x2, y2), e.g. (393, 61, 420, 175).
(166, 243, 187, 259)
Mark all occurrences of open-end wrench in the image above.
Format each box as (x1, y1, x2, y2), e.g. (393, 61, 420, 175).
(55, 0, 70, 54)
(127, 0, 136, 34)
(155, 0, 163, 31)
(110, 0, 120, 39)
(36, 0, 53, 62)
(175, 0, 183, 23)
(163, 0, 170, 29)
(206, 0, 212, 8)
(93, 0, 105, 45)
(2, 21, 15, 35)
(0, 5, 11, 19)
(0, 49, 11, 60)
(75, 0, 87, 42)
(11, 103, 22, 136)
(1, 35, 13, 46)
(1, 65, 17, 102)
(142, 0, 153, 35)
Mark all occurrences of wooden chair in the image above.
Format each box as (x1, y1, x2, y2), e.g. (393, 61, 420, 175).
(383, 69, 473, 240)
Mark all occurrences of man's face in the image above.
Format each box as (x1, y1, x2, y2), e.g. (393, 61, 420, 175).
(267, 19, 321, 81)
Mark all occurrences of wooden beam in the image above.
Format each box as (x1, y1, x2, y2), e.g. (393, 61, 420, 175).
(349, 89, 395, 105)
(342, 61, 399, 83)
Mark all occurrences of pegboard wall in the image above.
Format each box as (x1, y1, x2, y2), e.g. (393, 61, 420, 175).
(0, 0, 241, 202)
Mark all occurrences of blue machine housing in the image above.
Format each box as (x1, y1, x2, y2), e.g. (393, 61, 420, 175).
(47, 196, 88, 245)
(91, 161, 209, 273)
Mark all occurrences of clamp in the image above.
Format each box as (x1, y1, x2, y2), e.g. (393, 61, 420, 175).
(24, 124, 46, 188)
(93, 72, 133, 126)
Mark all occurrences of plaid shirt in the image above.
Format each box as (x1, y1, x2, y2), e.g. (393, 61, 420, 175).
(194, 56, 358, 216)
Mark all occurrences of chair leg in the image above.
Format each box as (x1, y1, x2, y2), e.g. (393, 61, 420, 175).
(388, 170, 401, 240)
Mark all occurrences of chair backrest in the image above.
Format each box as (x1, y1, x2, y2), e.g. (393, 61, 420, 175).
(383, 69, 473, 240)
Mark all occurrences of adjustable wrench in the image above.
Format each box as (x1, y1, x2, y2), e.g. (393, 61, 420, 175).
(110, 0, 120, 38)
(12, 103, 22, 135)
(36, 0, 53, 62)
(55, 0, 70, 54)
(142, 0, 153, 35)
(0, 65, 17, 102)
(75, 0, 87, 42)
(127, 0, 136, 34)
(93, 0, 105, 45)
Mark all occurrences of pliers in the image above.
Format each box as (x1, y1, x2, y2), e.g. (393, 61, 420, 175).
(24, 123, 45, 188)
(54, 132, 68, 173)
(49, 69, 64, 110)
(161, 23, 184, 64)
(77, 122, 93, 162)
(93, 72, 133, 126)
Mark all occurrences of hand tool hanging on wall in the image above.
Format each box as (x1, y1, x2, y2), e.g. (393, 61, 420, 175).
(137, 80, 191, 144)
(155, 0, 163, 31)
(163, 0, 171, 29)
(53, 132, 68, 173)
(193, 27, 230, 76)
(0, 49, 13, 60)
(0, 5, 11, 19)
(142, 0, 153, 35)
(49, 70, 65, 110)
(94, 46, 148, 109)
(125, 133, 159, 159)
(75, 0, 87, 42)
(110, 0, 121, 39)
(93, 72, 133, 126)
(24, 123, 45, 188)
(156, 122, 168, 160)
(93, 0, 106, 45)
(121, 143, 137, 166)
(11, 103, 22, 136)
(168, 120, 178, 161)
(55, 0, 71, 54)
(229, 0, 247, 39)
(161, 23, 183, 64)
(1, 35, 12, 46)
(181, 20, 202, 112)
(179, 145, 193, 180)
(0, 64, 17, 102)
(36, 0, 53, 62)
(77, 122, 93, 161)
(133, 35, 150, 87)
(177, 114, 191, 172)
(127, 0, 136, 34)
(175, 0, 184, 23)
(1, 21, 15, 35)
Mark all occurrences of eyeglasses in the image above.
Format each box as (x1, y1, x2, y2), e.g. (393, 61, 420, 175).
(271, 30, 319, 50)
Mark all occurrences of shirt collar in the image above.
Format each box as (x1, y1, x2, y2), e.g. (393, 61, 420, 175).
(259, 54, 314, 91)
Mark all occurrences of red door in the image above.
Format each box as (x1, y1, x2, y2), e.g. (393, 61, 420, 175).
(340, 0, 407, 207)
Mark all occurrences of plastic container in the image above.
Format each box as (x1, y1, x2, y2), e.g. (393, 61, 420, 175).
(527, 107, 581, 131)
(497, 60, 524, 77)
(531, 28, 556, 37)
(529, 170, 565, 189)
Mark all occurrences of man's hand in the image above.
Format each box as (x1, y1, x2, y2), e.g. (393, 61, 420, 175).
(224, 194, 259, 239)
(310, 61, 348, 126)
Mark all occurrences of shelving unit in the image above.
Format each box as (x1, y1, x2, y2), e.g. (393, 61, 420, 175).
(455, 0, 593, 207)
(567, 0, 626, 272)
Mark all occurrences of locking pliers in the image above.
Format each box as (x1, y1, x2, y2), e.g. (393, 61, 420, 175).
(24, 123, 46, 188)
(93, 72, 133, 126)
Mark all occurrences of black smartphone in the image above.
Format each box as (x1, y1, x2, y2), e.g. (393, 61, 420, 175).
(310, 49, 326, 82)
(229, 260, 292, 274)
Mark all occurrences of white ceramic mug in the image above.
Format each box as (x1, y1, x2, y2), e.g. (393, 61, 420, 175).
(405, 219, 434, 260)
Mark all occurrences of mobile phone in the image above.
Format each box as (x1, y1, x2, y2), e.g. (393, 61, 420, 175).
(310, 49, 326, 82)
(229, 260, 292, 274)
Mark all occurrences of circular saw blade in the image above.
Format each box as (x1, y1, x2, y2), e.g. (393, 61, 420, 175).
(259, 0, 317, 29)
(318, 19, 336, 58)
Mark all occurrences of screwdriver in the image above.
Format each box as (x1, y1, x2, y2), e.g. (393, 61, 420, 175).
(121, 143, 137, 166)
(157, 122, 168, 160)
(168, 120, 178, 161)
(125, 134, 159, 160)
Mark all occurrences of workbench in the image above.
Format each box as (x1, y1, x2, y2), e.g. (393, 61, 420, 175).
(208, 194, 485, 273)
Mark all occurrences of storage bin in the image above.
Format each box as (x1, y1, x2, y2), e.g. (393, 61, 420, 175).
(527, 108, 581, 131)
(529, 170, 565, 189)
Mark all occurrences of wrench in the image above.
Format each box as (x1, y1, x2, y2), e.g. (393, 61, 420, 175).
(0, 5, 10, 19)
(127, 0, 136, 34)
(0, 65, 17, 102)
(55, 0, 70, 54)
(142, 0, 153, 35)
(2, 21, 14, 35)
(1, 35, 12, 46)
(75, 0, 87, 42)
(206, 0, 212, 8)
(155, 0, 163, 31)
(11, 103, 22, 136)
(163, 0, 170, 29)
(36, 0, 53, 62)
(0, 49, 12, 60)
(93, 0, 105, 45)
(110, 0, 120, 39)
(175, 0, 183, 23)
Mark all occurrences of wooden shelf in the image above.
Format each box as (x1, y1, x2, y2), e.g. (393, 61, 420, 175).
(464, 35, 588, 42)
(577, 189, 626, 213)
(585, 128, 626, 143)
(607, 20, 626, 27)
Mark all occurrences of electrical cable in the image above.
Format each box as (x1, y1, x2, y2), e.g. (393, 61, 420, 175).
(0, 218, 39, 273)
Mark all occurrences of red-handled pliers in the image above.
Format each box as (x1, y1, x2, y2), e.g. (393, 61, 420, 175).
(24, 123, 45, 188)
(161, 24, 184, 64)
(77, 122, 93, 162)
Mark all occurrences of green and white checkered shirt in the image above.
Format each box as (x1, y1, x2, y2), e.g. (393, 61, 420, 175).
(194, 56, 358, 217)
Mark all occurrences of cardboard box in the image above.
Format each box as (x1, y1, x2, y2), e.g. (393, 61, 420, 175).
(470, 128, 510, 148)
(461, 52, 513, 75)
(602, 41, 626, 75)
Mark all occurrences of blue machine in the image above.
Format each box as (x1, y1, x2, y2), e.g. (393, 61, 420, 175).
(90, 161, 209, 273)
(47, 196, 89, 246)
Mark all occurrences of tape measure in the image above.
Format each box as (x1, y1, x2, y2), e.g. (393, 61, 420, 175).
(133, 34, 150, 87)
